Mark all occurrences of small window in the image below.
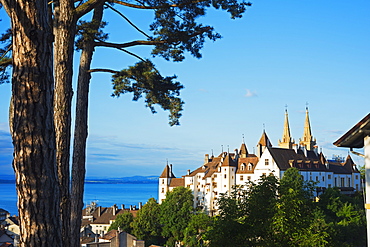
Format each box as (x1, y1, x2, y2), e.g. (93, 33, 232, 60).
(224, 174, 227, 179)
(248, 163, 253, 171)
(265, 159, 269, 166)
(161, 188, 164, 193)
(328, 184, 331, 188)
(355, 175, 359, 180)
(247, 176, 251, 180)
(162, 179, 164, 184)
(328, 174, 331, 179)
(240, 175, 244, 181)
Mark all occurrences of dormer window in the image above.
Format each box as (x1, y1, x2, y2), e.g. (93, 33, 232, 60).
(202, 165, 206, 170)
(248, 163, 253, 171)
(241, 163, 245, 171)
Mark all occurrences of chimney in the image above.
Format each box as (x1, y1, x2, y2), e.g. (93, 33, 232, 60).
(112, 205, 116, 216)
(187, 169, 190, 175)
(95, 234, 99, 243)
(97, 206, 101, 217)
(121, 204, 125, 210)
(130, 205, 133, 210)
(169, 164, 173, 176)
(204, 154, 209, 164)
(139, 202, 142, 210)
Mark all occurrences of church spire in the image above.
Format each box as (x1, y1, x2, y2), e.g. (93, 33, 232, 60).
(279, 108, 294, 149)
(299, 106, 316, 150)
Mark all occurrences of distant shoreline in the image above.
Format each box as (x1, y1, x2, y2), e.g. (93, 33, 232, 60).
(0, 176, 159, 185)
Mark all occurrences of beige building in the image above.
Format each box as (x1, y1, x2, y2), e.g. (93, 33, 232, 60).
(159, 109, 362, 215)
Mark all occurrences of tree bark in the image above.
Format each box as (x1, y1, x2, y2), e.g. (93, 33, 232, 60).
(2, 0, 62, 246)
(70, 4, 104, 246)
(53, 0, 76, 245)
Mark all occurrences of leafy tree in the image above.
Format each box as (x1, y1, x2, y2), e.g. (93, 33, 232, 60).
(131, 198, 164, 246)
(245, 175, 279, 246)
(273, 168, 327, 247)
(206, 175, 279, 247)
(160, 186, 194, 246)
(317, 188, 366, 246)
(183, 212, 212, 247)
(108, 211, 134, 233)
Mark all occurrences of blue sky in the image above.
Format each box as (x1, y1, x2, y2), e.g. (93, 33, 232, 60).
(0, 1, 369, 178)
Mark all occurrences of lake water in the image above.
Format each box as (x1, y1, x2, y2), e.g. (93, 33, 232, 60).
(0, 183, 158, 216)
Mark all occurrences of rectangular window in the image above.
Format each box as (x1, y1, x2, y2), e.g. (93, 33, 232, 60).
(355, 175, 358, 180)
(240, 175, 244, 181)
(224, 174, 227, 179)
(340, 178, 345, 187)
(328, 184, 331, 188)
(328, 174, 331, 179)
(247, 176, 251, 180)
(322, 176, 325, 182)
(265, 159, 269, 166)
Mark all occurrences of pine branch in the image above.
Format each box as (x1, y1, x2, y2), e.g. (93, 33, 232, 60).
(88, 68, 118, 73)
(75, 0, 105, 19)
(95, 40, 165, 48)
(105, 4, 151, 39)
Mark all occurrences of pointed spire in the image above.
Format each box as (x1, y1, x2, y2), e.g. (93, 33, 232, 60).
(279, 108, 294, 149)
(257, 130, 272, 157)
(299, 106, 316, 150)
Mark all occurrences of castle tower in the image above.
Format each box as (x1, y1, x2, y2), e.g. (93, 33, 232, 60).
(299, 107, 316, 151)
(278, 109, 295, 149)
(158, 164, 175, 203)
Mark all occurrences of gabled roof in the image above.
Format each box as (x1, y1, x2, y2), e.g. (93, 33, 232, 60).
(258, 131, 272, 147)
(221, 153, 237, 167)
(159, 165, 175, 178)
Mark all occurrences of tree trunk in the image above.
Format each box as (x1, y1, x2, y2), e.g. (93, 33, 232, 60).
(2, 0, 62, 246)
(70, 4, 104, 246)
(53, 0, 76, 245)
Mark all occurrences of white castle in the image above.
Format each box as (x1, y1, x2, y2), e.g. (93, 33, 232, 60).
(158, 109, 362, 215)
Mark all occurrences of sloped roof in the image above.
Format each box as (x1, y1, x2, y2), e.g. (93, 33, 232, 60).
(268, 147, 327, 171)
(169, 178, 185, 187)
(81, 206, 138, 226)
(258, 131, 272, 147)
(328, 155, 360, 174)
(221, 153, 237, 167)
(239, 143, 248, 156)
(334, 113, 370, 148)
(237, 156, 259, 174)
(159, 165, 175, 178)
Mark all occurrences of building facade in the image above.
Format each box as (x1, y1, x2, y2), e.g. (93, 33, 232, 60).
(158, 109, 362, 215)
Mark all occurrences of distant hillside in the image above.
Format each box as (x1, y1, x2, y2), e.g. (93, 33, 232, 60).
(0, 175, 158, 184)
(84, 176, 158, 184)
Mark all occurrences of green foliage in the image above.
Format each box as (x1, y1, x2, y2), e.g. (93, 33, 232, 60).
(0, 20, 11, 84)
(112, 60, 184, 126)
(75, 19, 108, 50)
(160, 186, 194, 246)
(108, 210, 134, 233)
(183, 212, 213, 247)
(273, 168, 320, 246)
(131, 198, 164, 246)
(207, 175, 279, 247)
(149, 0, 251, 62)
(317, 188, 366, 246)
